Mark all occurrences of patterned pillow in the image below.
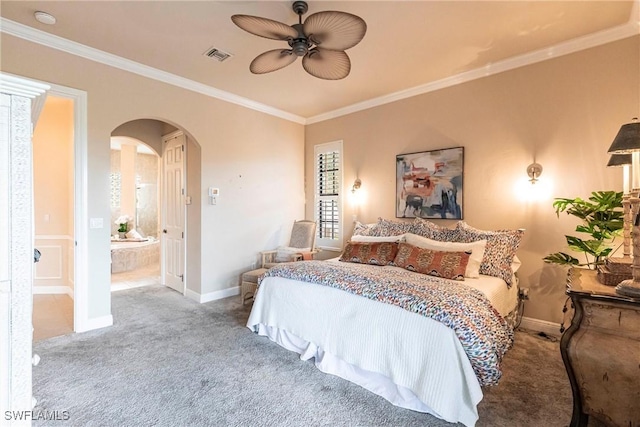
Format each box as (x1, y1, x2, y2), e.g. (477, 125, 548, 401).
(339, 242, 399, 266)
(393, 242, 470, 281)
(368, 218, 414, 237)
(404, 233, 486, 278)
(455, 222, 524, 286)
(411, 217, 460, 242)
(352, 221, 375, 236)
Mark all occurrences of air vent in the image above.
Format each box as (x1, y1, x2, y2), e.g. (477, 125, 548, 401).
(203, 47, 233, 62)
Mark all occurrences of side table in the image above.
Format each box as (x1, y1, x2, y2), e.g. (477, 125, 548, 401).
(561, 268, 640, 427)
(240, 268, 268, 305)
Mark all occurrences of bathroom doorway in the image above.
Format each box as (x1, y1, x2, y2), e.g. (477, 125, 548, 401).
(109, 137, 161, 291)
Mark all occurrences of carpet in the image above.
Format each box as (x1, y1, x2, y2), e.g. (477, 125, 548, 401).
(32, 285, 572, 426)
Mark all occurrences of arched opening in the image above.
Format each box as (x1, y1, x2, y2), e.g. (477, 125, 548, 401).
(110, 119, 202, 298)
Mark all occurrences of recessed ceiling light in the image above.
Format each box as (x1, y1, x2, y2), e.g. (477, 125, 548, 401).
(34, 11, 56, 25)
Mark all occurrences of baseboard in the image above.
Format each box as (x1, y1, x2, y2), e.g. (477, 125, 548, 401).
(519, 316, 562, 337)
(184, 288, 201, 303)
(186, 286, 240, 304)
(33, 285, 74, 299)
(76, 314, 113, 333)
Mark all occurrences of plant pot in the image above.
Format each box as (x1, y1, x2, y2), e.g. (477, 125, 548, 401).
(119, 231, 126, 239)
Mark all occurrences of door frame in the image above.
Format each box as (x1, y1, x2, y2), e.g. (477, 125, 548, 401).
(15, 72, 90, 333)
(161, 130, 187, 294)
(44, 83, 90, 332)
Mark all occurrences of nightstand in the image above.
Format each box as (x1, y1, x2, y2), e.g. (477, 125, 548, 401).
(561, 268, 640, 427)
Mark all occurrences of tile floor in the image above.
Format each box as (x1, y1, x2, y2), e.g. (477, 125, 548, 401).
(32, 263, 161, 341)
(111, 262, 161, 292)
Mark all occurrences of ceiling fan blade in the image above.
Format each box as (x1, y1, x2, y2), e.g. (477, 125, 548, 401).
(250, 49, 297, 74)
(302, 48, 350, 80)
(303, 11, 367, 51)
(231, 15, 298, 41)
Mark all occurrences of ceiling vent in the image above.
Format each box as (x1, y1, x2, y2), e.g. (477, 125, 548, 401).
(203, 47, 233, 62)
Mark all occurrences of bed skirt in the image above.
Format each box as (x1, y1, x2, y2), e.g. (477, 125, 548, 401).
(252, 322, 477, 426)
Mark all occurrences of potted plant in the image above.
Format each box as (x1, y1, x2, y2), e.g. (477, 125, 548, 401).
(115, 215, 132, 239)
(544, 191, 624, 269)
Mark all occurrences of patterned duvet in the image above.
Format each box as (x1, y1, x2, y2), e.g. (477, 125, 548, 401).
(260, 260, 513, 386)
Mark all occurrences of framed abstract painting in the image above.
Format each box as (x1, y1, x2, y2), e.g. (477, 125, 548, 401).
(396, 147, 463, 219)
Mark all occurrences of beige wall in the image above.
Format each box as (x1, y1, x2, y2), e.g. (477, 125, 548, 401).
(2, 34, 305, 322)
(306, 36, 640, 324)
(33, 96, 75, 292)
(7, 29, 638, 326)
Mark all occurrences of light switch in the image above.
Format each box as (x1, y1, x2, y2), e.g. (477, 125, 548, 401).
(90, 218, 104, 229)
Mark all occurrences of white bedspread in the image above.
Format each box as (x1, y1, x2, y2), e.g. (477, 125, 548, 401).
(247, 264, 516, 426)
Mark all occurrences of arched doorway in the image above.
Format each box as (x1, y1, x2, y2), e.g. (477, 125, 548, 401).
(110, 119, 201, 298)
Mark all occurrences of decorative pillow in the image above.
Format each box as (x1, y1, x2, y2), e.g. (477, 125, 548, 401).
(368, 218, 414, 237)
(339, 242, 399, 266)
(404, 233, 486, 278)
(275, 246, 311, 262)
(393, 243, 470, 281)
(350, 234, 406, 243)
(352, 221, 376, 236)
(411, 217, 460, 242)
(455, 222, 524, 286)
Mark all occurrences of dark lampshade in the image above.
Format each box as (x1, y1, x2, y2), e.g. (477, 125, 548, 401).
(607, 119, 640, 154)
(607, 153, 632, 167)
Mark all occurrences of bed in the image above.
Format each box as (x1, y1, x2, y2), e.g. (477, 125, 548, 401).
(246, 219, 523, 427)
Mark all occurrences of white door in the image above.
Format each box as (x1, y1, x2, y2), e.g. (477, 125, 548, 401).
(162, 133, 186, 294)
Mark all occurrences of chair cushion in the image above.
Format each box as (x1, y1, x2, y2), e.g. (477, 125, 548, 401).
(242, 268, 269, 283)
(275, 246, 310, 262)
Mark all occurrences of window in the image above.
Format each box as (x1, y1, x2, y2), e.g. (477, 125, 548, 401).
(314, 141, 343, 250)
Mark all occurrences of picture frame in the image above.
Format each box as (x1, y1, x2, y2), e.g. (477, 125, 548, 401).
(396, 147, 463, 219)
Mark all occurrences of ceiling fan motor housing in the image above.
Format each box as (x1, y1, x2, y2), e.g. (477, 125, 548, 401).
(290, 23, 310, 56)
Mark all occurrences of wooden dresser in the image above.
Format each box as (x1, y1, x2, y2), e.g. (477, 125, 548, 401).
(561, 268, 640, 427)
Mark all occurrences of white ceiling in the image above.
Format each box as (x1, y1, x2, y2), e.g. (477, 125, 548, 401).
(1, 1, 638, 122)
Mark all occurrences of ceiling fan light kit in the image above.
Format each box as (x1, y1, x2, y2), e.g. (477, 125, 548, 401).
(231, 1, 366, 80)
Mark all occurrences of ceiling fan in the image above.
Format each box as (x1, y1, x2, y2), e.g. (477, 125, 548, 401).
(231, 1, 367, 80)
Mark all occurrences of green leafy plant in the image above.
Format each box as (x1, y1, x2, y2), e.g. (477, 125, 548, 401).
(544, 191, 624, 269)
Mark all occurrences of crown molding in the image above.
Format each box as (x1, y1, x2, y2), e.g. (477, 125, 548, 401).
(0, 18, 306, 125)
(306, 19, 640, 125)
(2, 6, 638, 127)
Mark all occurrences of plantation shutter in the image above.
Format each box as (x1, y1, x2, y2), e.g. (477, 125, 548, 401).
(314, 141, 343, 249)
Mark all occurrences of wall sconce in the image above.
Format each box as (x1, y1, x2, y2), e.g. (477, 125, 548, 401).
(515, 161, 551, 202)
(526, 163, 543, 184)
(351, 178, 362, 194)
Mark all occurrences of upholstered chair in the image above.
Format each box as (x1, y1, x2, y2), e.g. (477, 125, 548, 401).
(261, 220, 319, 268)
